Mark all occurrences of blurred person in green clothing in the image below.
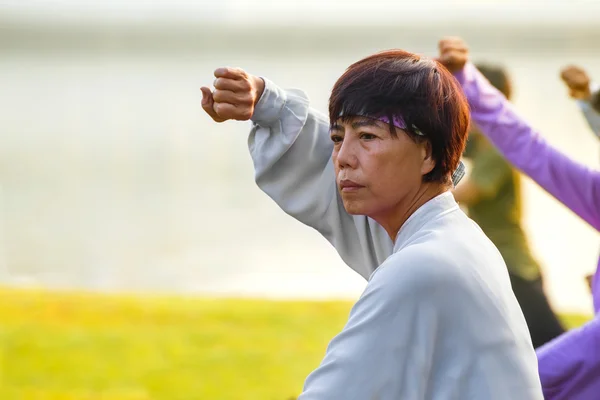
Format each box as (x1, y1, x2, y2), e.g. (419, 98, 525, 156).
(454, 63, 565, 348)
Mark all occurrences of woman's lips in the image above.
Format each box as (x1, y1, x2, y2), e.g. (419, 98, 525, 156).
(339, 179, 365, 192)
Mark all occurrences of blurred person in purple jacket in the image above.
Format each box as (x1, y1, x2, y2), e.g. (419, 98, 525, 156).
(439, 36, 600, 400)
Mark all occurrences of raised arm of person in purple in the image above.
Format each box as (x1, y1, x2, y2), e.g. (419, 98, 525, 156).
(444, 45, 600, 231)
(438, 37, 600, 305)
(560, 65, 600, 139)
(438, 36, 600, 400)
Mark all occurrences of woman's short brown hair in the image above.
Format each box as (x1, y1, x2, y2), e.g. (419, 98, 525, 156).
(329, 50, 470, 183)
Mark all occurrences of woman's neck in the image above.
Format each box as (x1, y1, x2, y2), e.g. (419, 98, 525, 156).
(372, 182, 450, 242)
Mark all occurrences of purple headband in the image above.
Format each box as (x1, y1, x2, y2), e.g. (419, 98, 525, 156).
(377, 115, 406, 129)
(377, 115, 425, 137)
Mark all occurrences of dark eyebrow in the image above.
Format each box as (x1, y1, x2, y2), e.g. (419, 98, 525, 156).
(331, 118, 382, 132)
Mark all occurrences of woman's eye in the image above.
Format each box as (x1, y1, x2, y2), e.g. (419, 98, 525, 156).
(331, 135, 343, 143)
(360, 133, 377, 140)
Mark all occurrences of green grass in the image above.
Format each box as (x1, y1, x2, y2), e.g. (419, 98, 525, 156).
(0, 288, 592, 400)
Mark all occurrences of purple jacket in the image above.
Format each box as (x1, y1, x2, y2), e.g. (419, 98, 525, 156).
(455, 62, 600, 400)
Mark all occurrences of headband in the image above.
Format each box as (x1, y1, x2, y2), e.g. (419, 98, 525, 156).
(376, 115, 425, 137)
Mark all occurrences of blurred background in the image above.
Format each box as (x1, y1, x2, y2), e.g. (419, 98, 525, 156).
(1, 1, 599, 399)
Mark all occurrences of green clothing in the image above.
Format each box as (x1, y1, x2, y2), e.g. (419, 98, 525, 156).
(463, 132, 541, 281)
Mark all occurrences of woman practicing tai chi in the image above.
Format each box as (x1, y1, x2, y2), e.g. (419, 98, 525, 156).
(201, 49, 542, 398)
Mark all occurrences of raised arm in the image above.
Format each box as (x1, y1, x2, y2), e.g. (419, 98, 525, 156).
(560, 66, 600, 138)
(201, 68, 392, 278)
(248, 78, 394, 276)
(439, 39, 600, 231)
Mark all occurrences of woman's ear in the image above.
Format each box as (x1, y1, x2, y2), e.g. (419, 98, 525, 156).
(421, 140, 435, 176)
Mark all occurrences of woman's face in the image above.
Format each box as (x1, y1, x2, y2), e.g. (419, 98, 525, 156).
(330, 116, 434, 218)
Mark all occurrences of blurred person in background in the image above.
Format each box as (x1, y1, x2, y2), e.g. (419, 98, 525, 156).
(201, 50, 542, 399)
(455, 63, 565, 348)
(440, 36, 600, 400)
(560, 65, 600, 138)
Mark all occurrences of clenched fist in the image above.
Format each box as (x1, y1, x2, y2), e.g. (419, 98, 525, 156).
(200, 67, 265, 123)
(438, 37, 469, 73)
(560, 65, 592, 100)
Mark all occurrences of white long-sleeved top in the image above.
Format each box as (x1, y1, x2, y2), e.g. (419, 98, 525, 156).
(248, 79, 543, 399)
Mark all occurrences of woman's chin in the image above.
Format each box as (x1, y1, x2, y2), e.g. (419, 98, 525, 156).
(342, 200, 369, 216)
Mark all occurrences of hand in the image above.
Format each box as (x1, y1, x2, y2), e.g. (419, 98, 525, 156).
(437, 37, 469, 73)
(200, 67, 265, 123)
(560, 65, 592, 100)
(586, 273, 593, 292)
